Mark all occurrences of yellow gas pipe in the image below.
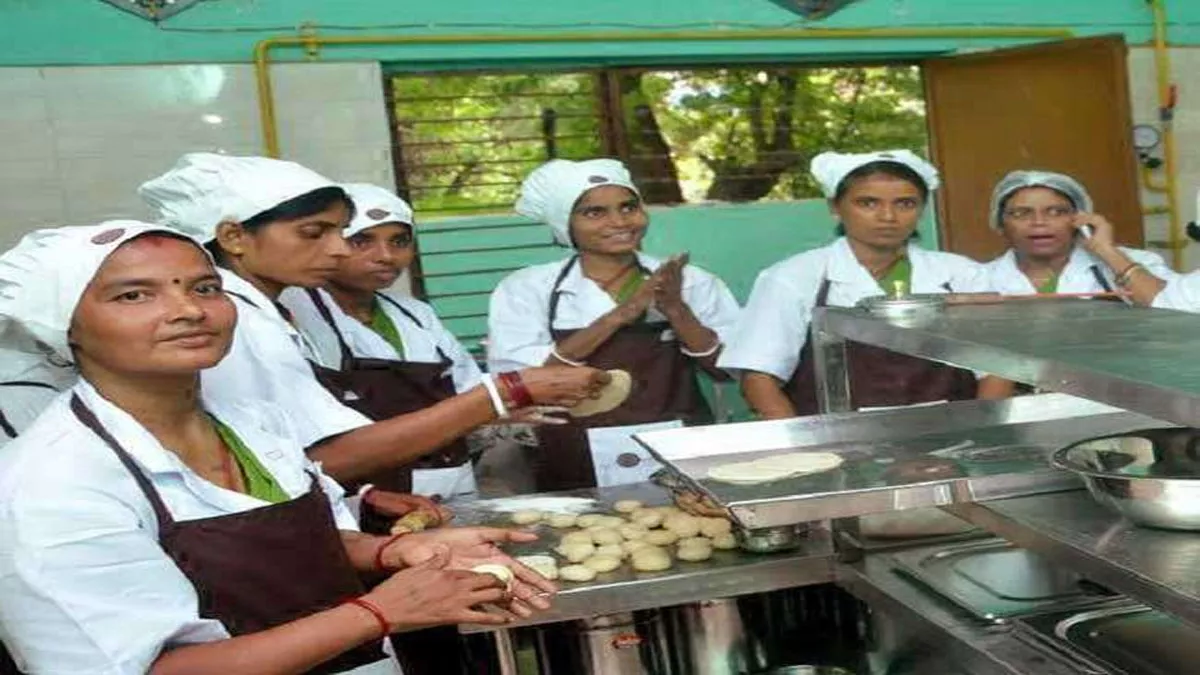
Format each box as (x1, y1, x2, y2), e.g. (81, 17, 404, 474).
(252, 26, 1073, 158)
(1147, 0, 1185, 270)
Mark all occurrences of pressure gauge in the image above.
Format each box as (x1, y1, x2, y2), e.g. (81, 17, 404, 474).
(1133, 124, 1162, 152)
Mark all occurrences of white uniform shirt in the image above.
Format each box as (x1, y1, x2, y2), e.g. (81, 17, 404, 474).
(1151, 270, 1200, 312)
(203, 271, 370, 448)
(0, 383, 60, 447)
(486, 253, 741, 373)
(0, 381, 400, 675)
(280, 287, 483, 394)
(984, 245, 1175, 295)
(719, 237, 989, 381)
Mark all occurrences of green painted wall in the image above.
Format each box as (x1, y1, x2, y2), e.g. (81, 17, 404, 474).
(2, 1, 1198, 67)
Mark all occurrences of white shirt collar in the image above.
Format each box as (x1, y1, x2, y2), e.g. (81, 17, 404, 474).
(553, 252, 664, 296)
(825, 237, 952, 289)
(73, 380, 189, 475)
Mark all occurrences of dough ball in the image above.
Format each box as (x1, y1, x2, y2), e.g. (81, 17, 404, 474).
(556, 542, 595, 563)
(676, 544, 713, 562)
(515, 555, 559, 581)
(631, 548, 673, 572)
(593, 515, 626, 529)
(644, 530, 679, 546)
(630, 510, 664, 529)
(560, 531, 594, 546)
(622, 540, 657, 555)
(470, 564, 515, 589)
(698, 517, 733, 538)
(653, 506, 684, 518)
(511, 510, 543, 525)
(664, 514, 701, 538)
(576, 514, 606, 528)
(582, 555, 622, 573)
(618, 523, 649, 541)
(677, 536, 712, 549)
(710, 533, 738, 550)
(559, 564, 598, 582)
(595, 544, 626, 559)
(546, 513, 578, 529)
(589, 528, 623, 546)
(613, 499, 644, 514)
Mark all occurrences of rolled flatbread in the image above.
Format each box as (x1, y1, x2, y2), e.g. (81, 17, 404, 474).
(570, 370, 632, 418)
(706, 452, 844, 485)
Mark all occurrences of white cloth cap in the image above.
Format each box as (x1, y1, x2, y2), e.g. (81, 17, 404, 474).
(810, 150, 940, 198)
(515, 159, 640, 246)
(989, 170, 1094, 230)
(0, 222, 189, 362)
(342, 183, 415, 237)
(139, 153, 337, 242)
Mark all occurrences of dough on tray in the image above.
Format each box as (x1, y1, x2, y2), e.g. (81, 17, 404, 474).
(706, 452, 844, 485)
(510, 510, 544, 525)
(582, 555, 622, 573)
(559, 564, 598, 582)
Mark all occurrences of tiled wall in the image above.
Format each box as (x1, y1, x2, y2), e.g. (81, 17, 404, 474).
(0, 62, 394, 248)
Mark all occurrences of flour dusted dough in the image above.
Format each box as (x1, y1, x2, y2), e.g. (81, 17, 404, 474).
(471, 564, 514, 590)
(710, 532, 738, 550)
(556, 542, 595, 563)
(511, 510, 544, 525)
(570, 370, 633, 418)
(583, 555, 622, 573)
(546, 513, 578, 529)
(631, 548, 672, 572)
(559, 564, 598, 582)
(707, 452, 844, 485)
(515, 555, 559, 581)
(613, 499, 643, 513)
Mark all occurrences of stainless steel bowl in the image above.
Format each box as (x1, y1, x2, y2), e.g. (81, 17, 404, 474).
(1052, 428, 1200, 530)
(857, 294, 945, 328)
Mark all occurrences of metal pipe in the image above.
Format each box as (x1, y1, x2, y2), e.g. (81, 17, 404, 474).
(253, 25, 1073, 158)
(1148, 0, 1184, 269)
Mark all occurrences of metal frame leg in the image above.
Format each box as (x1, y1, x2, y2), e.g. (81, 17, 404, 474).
(491, 629, 520, 675)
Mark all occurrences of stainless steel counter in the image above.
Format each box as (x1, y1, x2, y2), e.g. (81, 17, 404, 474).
(636, 394, 1163, 529)
(950, 491, 1200, 632)
(452, 485, 837, 634)
(813, 301, 1200, 428)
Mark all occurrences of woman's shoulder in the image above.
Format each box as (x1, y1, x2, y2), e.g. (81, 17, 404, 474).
(494, 258, 575, 294)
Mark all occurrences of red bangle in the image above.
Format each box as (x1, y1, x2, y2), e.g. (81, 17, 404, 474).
(498, 372, 534, 409)
(373, 533, 406, 573)
(345, 597, 389, 641)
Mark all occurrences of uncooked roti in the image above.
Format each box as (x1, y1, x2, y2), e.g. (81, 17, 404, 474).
(707, 452, 844, 485)
(570, 370, 632, 418)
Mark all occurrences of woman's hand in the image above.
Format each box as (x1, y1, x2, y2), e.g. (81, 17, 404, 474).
(519, 367, 611, 408)
(609, 273, 659, 326)
(654, 253, 689, 317)
(381, 527, 558, 619)
(1073, 213, 1117, 255)
(362, 489, 452, 526)
(363, 549, 513, 630)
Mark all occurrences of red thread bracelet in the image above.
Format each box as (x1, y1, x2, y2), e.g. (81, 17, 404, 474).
(345, 597, 389, 640)
(373, 533, 407, 573)
(498, 372, 534, 409)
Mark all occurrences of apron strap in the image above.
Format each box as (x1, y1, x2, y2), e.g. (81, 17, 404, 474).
(305, 289, 357, 370)
(1089, 265, 1115, 293)
(0, 410, 15, 440)
(69, 394, 177, 529)
(814, 278, 834, 308)
(547, 256, 580, 331)
(223, 290, 259, 309)
(375, 294, 452, 364)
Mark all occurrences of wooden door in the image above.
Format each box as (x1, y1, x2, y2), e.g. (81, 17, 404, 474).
(923, 35, 1142, 262)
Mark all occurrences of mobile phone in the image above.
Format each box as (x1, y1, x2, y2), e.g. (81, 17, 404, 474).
(1077, 224, 1095, 240)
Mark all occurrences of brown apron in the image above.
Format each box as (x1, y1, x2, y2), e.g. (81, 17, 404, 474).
(0, 381, 57, 440)
(785, 278, 978, 415)
(533, 257, 714, 491)
(58, 394, 387, 674)
(305, 290, 471, 499)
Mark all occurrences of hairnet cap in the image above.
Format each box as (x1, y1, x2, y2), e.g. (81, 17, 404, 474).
(810, 150, 940, 198)
(515, 159, 640, 247)
(138, 153, 336, 242)
(342, 183, 415, 237)
(989, 170, 1094, 230)
(0, 222, 197, 362)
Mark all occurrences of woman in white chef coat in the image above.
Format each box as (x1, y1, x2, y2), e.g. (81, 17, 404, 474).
(138, 153, 608, 495)
(279, 183, 484, 503)
(720, 150, 996, 419)
(984, 170, 1174, 296)
(0, 222, 555, 675)
(0, 351, 64, 447)
(488, 158, 740, 491)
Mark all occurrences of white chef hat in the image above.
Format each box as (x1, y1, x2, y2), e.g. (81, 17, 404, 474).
(342, 183, 415, 237)
(139, 152, 337, 242)
(989, 170, 1094, 230)
(515, 159, 640, 246)
(0, 221, 195, 362)
(810, 150, 941, 199)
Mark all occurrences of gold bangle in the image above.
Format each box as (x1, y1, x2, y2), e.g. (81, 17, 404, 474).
(1115, 262, 1145, 288)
